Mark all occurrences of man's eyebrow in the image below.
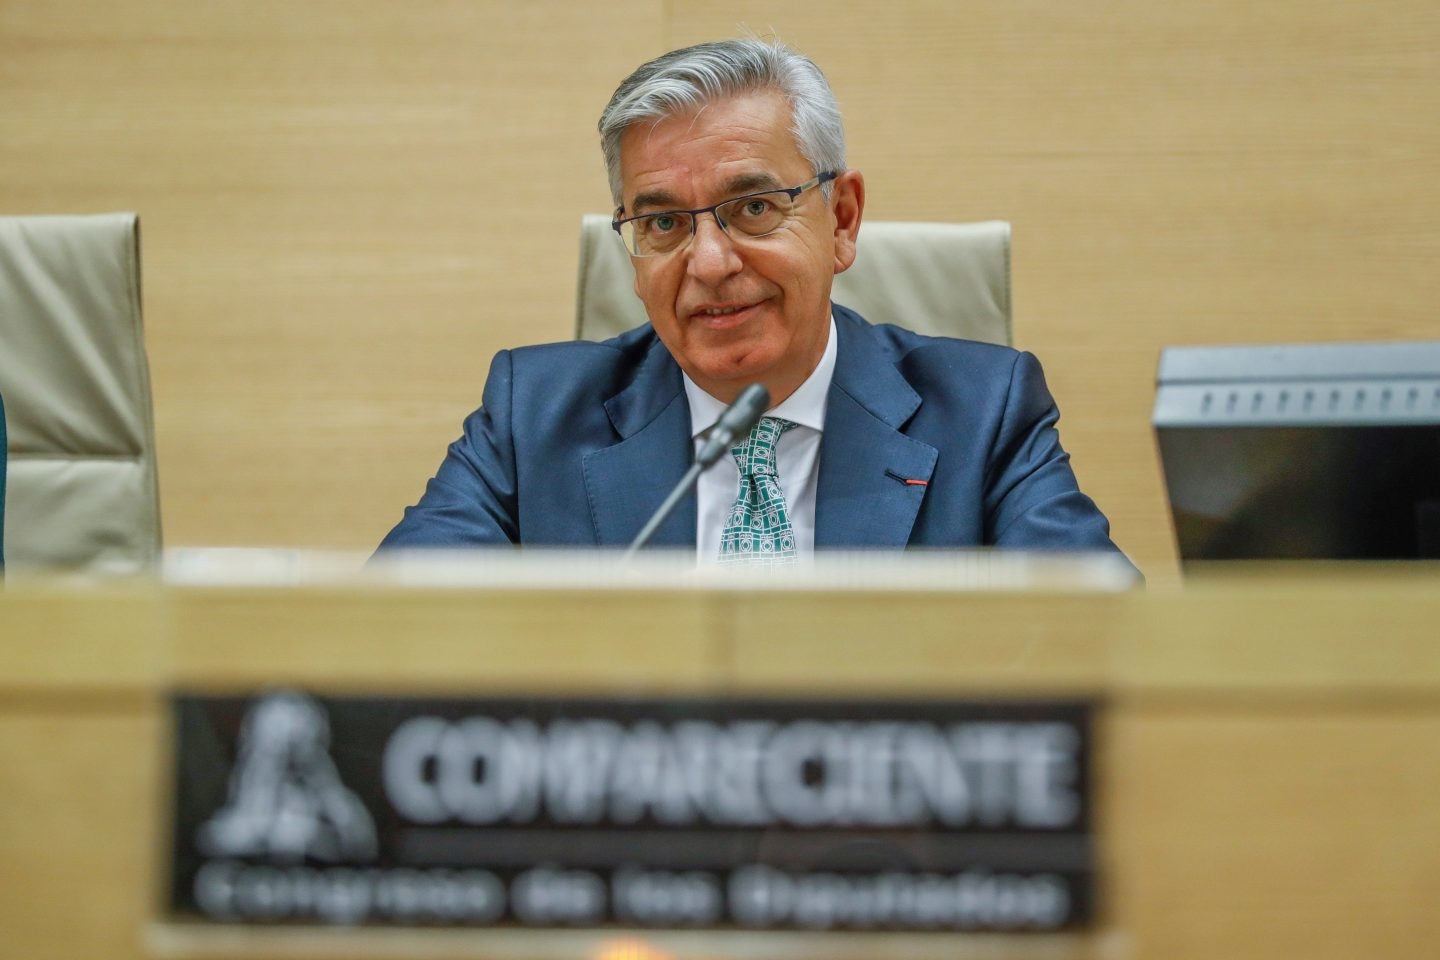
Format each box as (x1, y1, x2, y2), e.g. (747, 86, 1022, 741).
(629, 190, 683, 214)
(720, 172, 786, 196)
(628, 172, 788, 215)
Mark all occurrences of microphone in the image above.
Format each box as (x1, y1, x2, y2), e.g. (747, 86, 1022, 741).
(693, 383, 771, 469)
(624, 383, 770, 559)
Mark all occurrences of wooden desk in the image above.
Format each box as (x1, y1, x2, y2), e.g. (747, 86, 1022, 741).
(3, 556, 1438, 959)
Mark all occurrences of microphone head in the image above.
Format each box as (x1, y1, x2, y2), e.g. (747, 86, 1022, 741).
(726, 383, 771, 432)
(695, 383, 771, 468)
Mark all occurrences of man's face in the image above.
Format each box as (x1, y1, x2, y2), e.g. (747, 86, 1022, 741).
(618, 89, 864, 404)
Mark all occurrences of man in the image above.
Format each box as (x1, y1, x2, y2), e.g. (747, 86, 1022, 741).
(379, 38, 1128, 566)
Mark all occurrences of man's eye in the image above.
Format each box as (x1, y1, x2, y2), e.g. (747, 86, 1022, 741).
(741, 199, 773, 217)
(649, 214, 679, 233)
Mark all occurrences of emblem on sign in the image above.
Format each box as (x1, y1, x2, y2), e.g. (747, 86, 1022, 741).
(197, 691, 377, 863)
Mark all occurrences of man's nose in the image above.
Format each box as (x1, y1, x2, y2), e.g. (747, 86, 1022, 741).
(685, 213, 743, 284)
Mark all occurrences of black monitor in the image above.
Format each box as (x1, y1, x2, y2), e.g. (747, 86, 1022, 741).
(1153, 341, 1440, 563)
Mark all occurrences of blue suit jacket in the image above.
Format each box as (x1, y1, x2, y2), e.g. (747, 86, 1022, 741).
(379, 305, 1125, 557)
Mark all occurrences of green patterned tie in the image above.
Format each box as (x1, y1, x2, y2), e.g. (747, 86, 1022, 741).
(718, 417, 799, 565)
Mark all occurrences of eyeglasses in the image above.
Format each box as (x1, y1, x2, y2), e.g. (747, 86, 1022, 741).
(612, 171, 838, 258)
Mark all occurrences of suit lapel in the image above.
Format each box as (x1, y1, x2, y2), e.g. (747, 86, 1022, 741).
(815, 309, 938, 548)
(582, 339, 696, 548)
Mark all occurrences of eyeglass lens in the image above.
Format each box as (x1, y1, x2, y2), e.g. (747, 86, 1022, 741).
(622, 190, 795, 257)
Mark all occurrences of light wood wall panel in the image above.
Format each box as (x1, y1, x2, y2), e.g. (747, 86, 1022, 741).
(4, 1, 1439, 580)
(0, 0, 664, 551)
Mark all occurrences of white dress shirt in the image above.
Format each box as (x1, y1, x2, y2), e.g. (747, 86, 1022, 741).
(684, 317, 838, 562)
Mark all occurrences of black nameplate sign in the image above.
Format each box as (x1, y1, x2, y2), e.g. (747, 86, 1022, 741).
(169, 693, 1094, 932)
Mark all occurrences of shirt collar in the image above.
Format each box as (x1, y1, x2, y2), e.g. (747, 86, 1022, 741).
(684, 315, 837, 438)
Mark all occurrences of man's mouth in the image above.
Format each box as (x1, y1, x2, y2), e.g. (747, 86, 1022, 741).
(689, 300, 763, 325)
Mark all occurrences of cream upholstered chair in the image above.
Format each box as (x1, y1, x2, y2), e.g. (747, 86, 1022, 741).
(575, 215, 1012, 345)
(0, 390, 6, 571)
(0, 213, 162, 572)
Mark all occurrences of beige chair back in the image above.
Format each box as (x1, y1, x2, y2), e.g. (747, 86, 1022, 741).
(575, 215, 1012, 345)
(0, 391, 6, 569)
(0, 213, 162, 572)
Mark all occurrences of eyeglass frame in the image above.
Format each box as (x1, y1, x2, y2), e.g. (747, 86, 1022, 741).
(611, 170, 840, 258)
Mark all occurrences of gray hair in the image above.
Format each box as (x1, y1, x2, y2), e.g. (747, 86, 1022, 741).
(598, 38, 846, 209)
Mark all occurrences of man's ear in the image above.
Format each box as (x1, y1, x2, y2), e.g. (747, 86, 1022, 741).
(831, 169, 865, 275)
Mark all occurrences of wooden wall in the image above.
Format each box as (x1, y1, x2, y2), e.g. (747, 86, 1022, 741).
(4, 0, 1438, 580)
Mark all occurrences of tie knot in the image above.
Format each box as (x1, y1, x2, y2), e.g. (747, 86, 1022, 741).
(731, 416, 796, 477)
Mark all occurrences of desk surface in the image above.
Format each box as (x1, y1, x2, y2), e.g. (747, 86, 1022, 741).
(3, 556, 1439, 960)
(4, 553, 1437, 698)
